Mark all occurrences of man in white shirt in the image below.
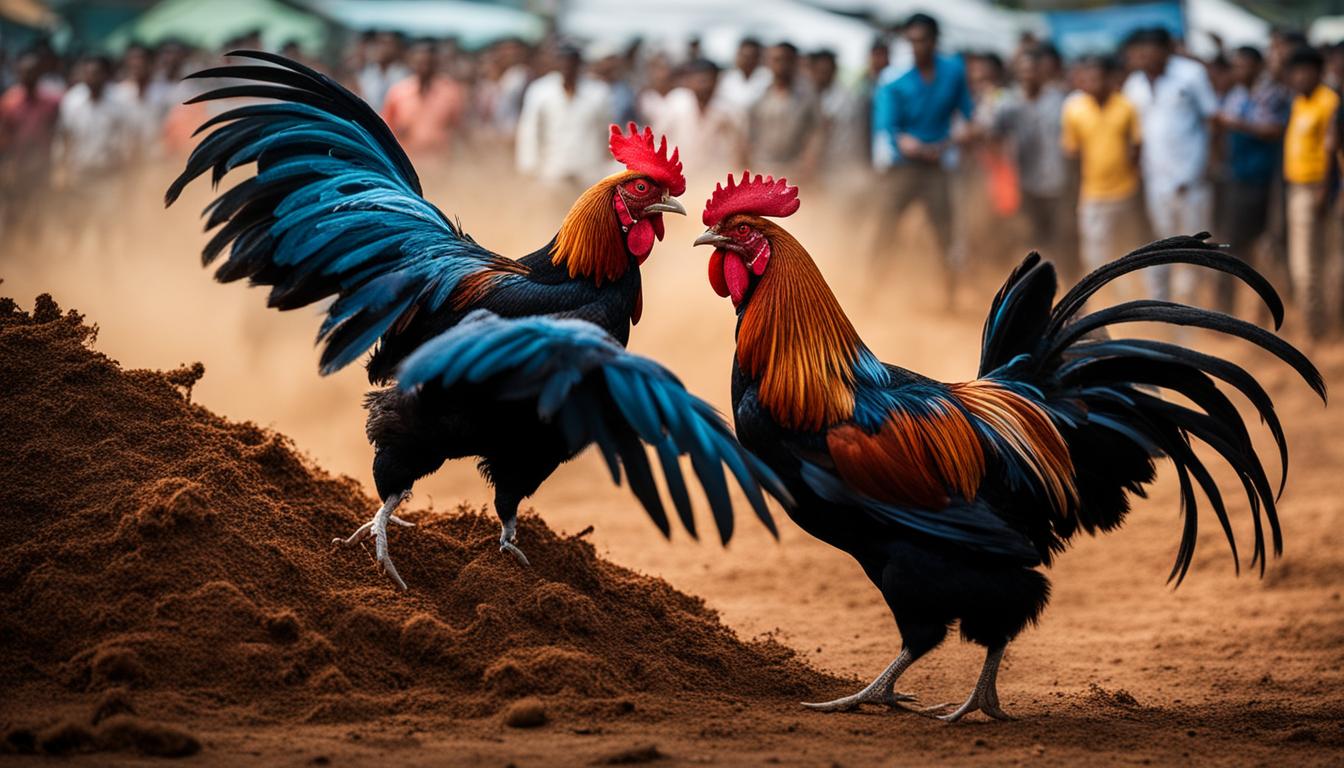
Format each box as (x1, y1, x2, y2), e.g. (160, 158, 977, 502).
(714, 37, 771, 126)
(1122, 27, 1219, 301)
(112, 43, 172, 164)
(54, 55, 133, 184)
(654, 59, 737, 173)
(357, 31, 410, 111)
(515, 45, 615, 187)
(53, 55, 134, 254)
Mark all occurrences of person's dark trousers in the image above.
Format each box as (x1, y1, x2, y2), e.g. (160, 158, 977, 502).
(1215, 179, 1271, 313)
(1020, 190, 1066, 264)
(870, 160, 955, 304)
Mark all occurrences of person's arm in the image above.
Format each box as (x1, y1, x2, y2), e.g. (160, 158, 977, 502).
(797, 94, 825, 180)
(871, 79, 900, 167)
(1059, 102, 1079, 159)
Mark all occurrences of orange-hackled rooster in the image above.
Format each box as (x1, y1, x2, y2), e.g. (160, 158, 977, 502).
(692, 171, 1325, 721)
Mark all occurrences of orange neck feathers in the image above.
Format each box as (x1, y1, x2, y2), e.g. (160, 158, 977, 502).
(736, 223, 864, 431)
(551, 171, 637, 285)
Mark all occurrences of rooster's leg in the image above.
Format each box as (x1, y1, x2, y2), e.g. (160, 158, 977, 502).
(332, 491, 415, 590)
(493, 489, 530, 567)
(924, 645, 1013, 722)
(801, 648, 918, 712)
(499, 517, 530, 566)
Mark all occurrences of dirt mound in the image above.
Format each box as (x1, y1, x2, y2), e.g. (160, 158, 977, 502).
(0, 295, 835, 752)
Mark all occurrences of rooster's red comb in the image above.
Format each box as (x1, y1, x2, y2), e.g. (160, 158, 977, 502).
(702, 171, 800, 227)
(608, 122, 685, 196)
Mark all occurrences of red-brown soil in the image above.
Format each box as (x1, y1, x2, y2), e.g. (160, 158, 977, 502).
(0, 295, 834, 762)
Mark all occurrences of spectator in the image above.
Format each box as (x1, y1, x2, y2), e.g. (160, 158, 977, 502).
(515, 45, 614, 187)
(870, 13, 973, 305)
(635, 53, 674, 127)
(744, 42, 821, 175)
(1282, 46, 1338, 340)
(1123, 26, 1219, 303)
(113, 43, 172, 164)
(860, 38, 891, 165)
(0, 49, 62, 239)
(492, 37, 533, 135)
(810, 49, 868, 174)
(590, 44, 637, 125)
(998, 47, 1068, 261)
(1035, 42, 1065, 90)
(53, 55, 132, 185)
(357, 31, 409, 111)
(1213, 46, 1290, 312)
(716, 37, 770, 123)
(1061, 56, 1143, 276)
(52, 55, 134, 253)
(381, 39, 467, 157)
(654, 59, 736, 169)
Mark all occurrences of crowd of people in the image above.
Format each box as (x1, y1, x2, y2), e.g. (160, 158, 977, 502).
(3, 14, 1344, 339)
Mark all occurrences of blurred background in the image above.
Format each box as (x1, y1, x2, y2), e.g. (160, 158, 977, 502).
(2, 0, 1343, 614)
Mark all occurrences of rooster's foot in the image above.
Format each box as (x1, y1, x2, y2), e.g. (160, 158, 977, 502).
(333, 491, 414, 590)
(933, 646, 1013, 723)
(802, 649, 917, 712)
(500, 519, 530, 567)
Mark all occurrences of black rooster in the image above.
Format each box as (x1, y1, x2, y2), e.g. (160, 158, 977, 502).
(167, 53, 785, 589)
(693, 172, 1325, 720)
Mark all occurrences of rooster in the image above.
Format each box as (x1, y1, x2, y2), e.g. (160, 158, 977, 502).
(166, 52, 786, 590)
(693, 172, 1325, 721)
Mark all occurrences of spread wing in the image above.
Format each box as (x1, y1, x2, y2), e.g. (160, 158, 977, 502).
(397, 311, 790, 543)
(166, 50, 526, 375)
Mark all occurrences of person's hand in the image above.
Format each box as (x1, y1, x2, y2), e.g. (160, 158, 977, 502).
(897, 134, 926, 159)
(1313, 184, 1330, 216)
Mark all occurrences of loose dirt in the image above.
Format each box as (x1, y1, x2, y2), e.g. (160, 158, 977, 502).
(0, 295, 834, 761)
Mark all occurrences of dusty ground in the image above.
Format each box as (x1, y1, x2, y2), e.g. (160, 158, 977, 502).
(3, 162, 1343, 766)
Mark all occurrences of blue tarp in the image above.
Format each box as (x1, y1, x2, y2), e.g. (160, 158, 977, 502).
(1046, 1, 1184, 59)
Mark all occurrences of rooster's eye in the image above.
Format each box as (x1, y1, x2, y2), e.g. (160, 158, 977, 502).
(635, 181, 648, 193)
(737, 224, 750, 235)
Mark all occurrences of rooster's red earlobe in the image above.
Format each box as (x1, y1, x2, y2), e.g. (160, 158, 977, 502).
(608, 122, 685, 196)
(702, 171, 801, 228)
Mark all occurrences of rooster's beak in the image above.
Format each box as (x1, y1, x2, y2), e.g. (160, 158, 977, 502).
(644, 194, 686, 216)
(694, 229, 731, 248)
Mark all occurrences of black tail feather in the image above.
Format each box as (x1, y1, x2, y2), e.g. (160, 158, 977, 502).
(981, 234, 1324, 582)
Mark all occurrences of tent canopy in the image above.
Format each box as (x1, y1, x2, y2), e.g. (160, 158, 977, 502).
(801, 0, 1045, 56)
(106, 0, 328, 53)
(561, 0, 882, 71)
(301, 0, 544, 47)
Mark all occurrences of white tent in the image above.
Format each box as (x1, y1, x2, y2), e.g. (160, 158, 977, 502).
(303, 0, 545, 46)
(558, 0, 881, 71)
(801, 0, 1046, 56)
(1183, 0, 1270, 58)
(1310, 16, 1344, 45)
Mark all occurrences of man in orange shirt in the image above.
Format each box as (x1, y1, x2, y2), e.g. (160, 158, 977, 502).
(381, 40, 465, 158)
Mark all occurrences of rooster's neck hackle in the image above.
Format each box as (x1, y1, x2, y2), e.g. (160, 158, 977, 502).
(737, 226, 863, 431)
(551, 171, 637, 285)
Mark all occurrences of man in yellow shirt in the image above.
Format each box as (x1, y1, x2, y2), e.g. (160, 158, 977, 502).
(1283, 46, 1338, 339)
(1061, 56, 1143, 276)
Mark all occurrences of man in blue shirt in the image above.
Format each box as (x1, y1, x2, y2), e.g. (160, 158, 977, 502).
(1213, 45, 1290, 313)
(870, 13, 973, 307)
